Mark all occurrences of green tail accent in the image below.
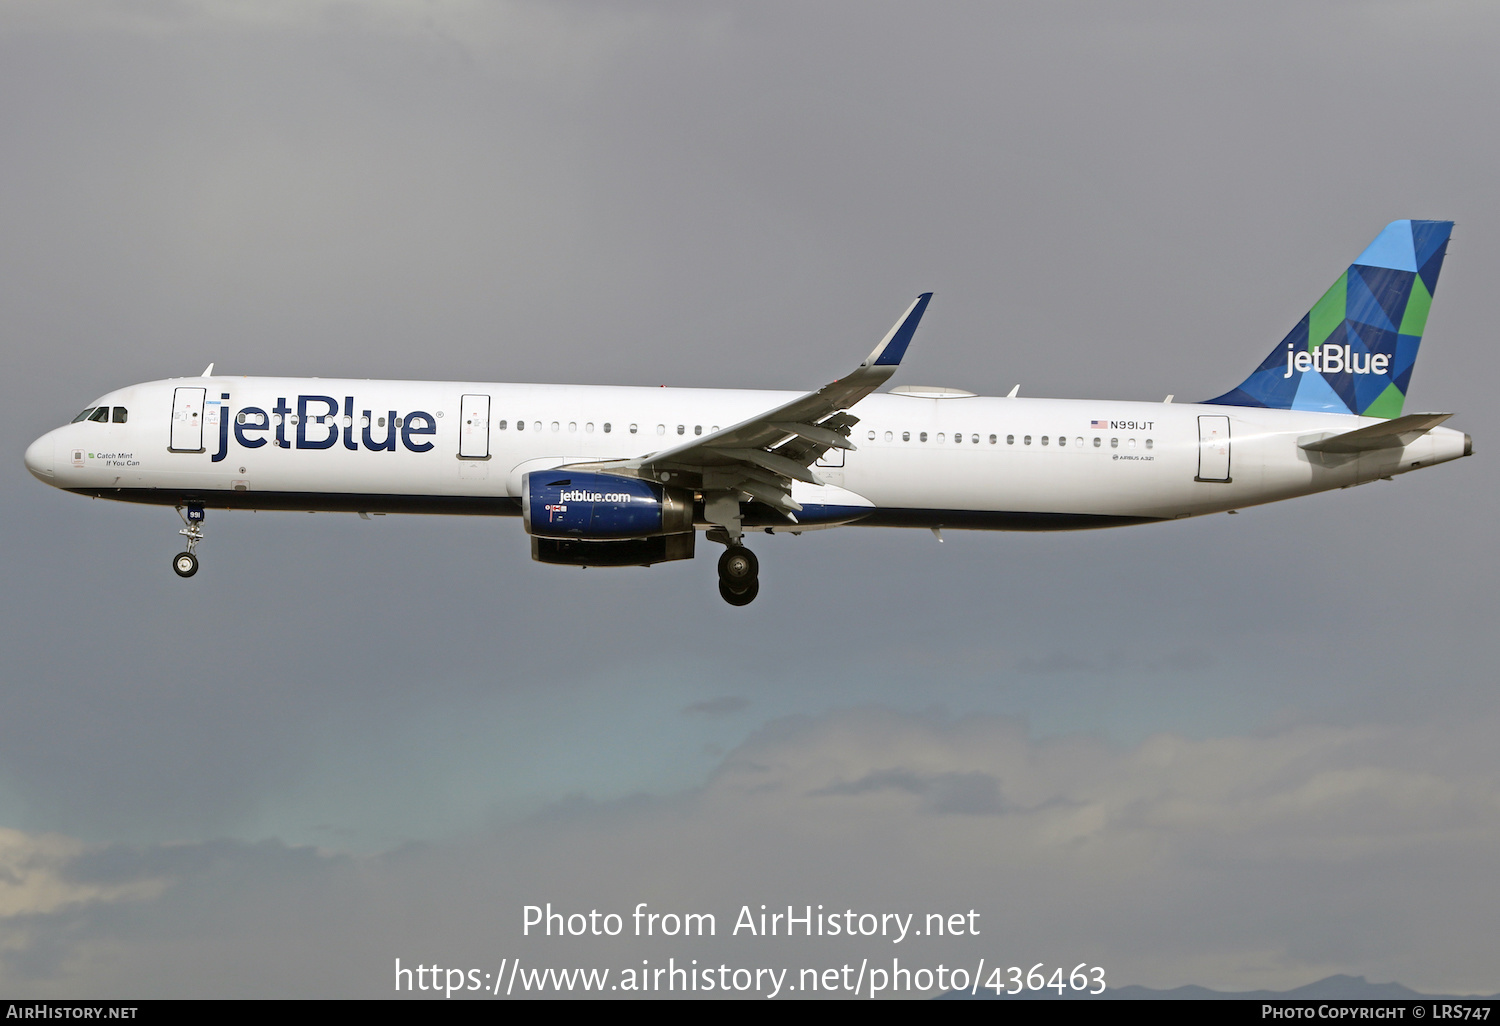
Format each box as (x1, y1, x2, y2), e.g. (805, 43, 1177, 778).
(1399, 274, 1433, 336)
(1363, 382, 1406, 420)
(1308, 272, 1348, 349)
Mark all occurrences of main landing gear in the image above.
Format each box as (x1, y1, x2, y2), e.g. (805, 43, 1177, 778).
(716, 543, 759, 607)
(172, 505, 205, 578)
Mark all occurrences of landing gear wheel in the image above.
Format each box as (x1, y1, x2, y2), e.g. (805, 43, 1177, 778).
(717, 545, 759, 589)
(719, 578, 759, 606)
(173, 505, 206, 579)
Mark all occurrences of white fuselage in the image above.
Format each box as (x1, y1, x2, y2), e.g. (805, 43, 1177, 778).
(24, 376, 1471, 529)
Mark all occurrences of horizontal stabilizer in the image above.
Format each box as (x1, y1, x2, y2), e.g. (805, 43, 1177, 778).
(1299, 413, 1452, 453)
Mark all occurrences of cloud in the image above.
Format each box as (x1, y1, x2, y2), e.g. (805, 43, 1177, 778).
(2, 706, 1497, 996)
(0, 829, 165, 920)
(807, 767, 1005, 815)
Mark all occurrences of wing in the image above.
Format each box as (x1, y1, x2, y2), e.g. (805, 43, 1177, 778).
(574, 293, 932, 525)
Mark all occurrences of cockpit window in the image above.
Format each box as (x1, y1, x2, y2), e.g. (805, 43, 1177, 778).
(87, 407, 110, 423)
(72, 408, 97, 423)
(112, 407, 128, 424)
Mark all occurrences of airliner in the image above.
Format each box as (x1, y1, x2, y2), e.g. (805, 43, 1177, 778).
(23, 220, 1470, 605)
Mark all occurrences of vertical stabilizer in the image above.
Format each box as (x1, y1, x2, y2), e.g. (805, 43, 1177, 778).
(1206, 220, 1452, 418)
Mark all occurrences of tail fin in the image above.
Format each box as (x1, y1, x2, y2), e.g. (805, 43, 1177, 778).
(1206, 220, 1453, 418)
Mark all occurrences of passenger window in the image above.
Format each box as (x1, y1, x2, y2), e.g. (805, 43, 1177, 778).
(1145, 438, 1153, 449)
(1093, 437, 1101, 447)
(902, 431, 910, 441)
(497, 420, 508, 430)
(1057, 435, 1066, 447)
(972, 434, 979, 444)
(1110, 437, 1118, 448)
(516, 420, 525, 431)
(919, 431, 928, 442)
(629, 424, 637, 434)
(1129, 438, 1136, 448)
(1041, 435, 1049, 446)
(694, 425, 702, 436)
(533, 421, 541, 432)
(677, 424, 685, 435)
(394, 417, 402, 429)
(989, 434, 997, 444)
(1007, 435, 1014, 445)
(113, 407, 128, 424)
(937, 433, 945, 443)
(568, 422, 577, 433)
(953, 433, 961, 444)
(551, 422, 559, 432)
(867, 430, 876, 441)
(71, 408, 96, 423)
(88, 407, 109, 423)
(885, 431, 893, 441)
(604, 423, 612, 433)
(1024, 435, 1032, 445)
(1075, 436, 1083, 447)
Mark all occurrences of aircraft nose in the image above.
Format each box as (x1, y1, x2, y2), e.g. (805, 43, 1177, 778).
(24, 433, 54, 481)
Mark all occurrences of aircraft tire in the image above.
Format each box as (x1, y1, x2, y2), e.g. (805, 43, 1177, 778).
(717, 546, 759, 589)
(173, 552, 199, 578)
(719, 578, 759, 606)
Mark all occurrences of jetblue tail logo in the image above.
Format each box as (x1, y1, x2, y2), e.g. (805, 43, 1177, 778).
(1207, 220, 1452, 419)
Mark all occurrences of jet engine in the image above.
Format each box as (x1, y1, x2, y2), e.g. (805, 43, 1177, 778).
(522, 470, 695, 567)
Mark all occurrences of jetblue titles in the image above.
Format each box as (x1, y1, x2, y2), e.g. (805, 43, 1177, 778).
(1283, 342, 1391, 379)
(212, 394, 436, 462)
(559, 489, 638, 503)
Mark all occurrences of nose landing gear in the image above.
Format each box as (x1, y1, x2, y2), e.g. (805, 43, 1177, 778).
(716, 543, 759, 607)
(172, 505, 205, 578)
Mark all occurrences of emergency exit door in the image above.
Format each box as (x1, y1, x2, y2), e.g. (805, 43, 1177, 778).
(1196, 415, 1231, 482)
(459, 394, 491, 459)
(169, 387, 206, 453)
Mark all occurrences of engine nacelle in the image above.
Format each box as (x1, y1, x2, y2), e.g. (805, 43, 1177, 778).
(531, 533, 695, 567)
(522, 470, 694, 540)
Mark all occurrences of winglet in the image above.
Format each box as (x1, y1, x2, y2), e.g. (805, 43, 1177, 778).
(864, 293, 933, 368)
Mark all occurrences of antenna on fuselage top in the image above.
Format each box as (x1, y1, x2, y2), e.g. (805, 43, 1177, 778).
(201, 363, 215, 377)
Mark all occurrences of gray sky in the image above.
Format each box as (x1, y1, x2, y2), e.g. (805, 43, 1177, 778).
(3, 0, 1498, 998)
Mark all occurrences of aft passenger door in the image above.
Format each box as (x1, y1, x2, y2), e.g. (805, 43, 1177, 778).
(169, 387, 207, 453)
(1196, 415, 1231, 482)
(459, 394, 491, 459)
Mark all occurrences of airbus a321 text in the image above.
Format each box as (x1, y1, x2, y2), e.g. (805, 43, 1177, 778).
(24, 221, 1471, 605)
